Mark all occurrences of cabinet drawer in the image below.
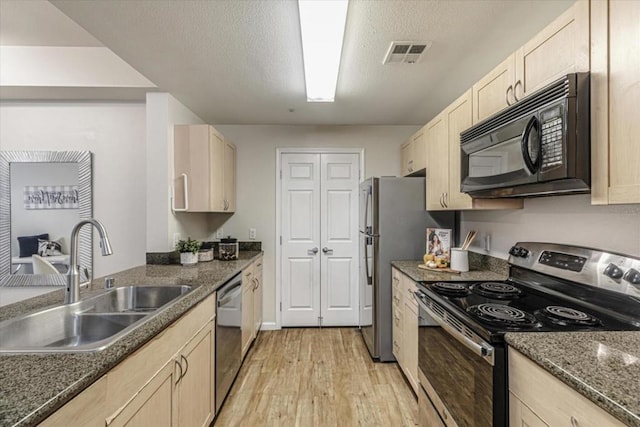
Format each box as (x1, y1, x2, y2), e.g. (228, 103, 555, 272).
(508, 348, 625, 427)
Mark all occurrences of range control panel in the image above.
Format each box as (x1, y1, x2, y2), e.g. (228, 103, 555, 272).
(538, 251, 587, 272)
(508, 242, 640, 297)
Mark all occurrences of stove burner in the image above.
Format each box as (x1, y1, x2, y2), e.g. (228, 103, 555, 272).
(468, 303, 540, 330)
(536, 305, 602, 327)
(471, 282, 523, 299)
(431, 282, 470, 297)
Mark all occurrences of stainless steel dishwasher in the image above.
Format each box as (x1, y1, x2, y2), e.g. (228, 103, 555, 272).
(215, 272, 242, 413)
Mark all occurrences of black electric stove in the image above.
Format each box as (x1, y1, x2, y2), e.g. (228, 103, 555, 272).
(415, 242, 640, 427)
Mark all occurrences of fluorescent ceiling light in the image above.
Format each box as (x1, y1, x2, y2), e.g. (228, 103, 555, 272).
(298, 0, 349, 102)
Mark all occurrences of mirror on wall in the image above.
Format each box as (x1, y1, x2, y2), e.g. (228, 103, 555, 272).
(0, 151, 93, 286)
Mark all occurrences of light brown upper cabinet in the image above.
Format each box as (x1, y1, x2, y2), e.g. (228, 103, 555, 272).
(400, 126, 427, 176)
(173, 124, 236, 213)
(473, 1, 589, 124)
(591, 0, 640, 205)
(426, 89, 523, 211)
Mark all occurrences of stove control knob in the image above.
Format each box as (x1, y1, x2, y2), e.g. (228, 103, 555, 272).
(603, 263, 624, 280)
(517, 247, 529, 258)
(623, 268, 640, 285)
(509, 246, 520, 256)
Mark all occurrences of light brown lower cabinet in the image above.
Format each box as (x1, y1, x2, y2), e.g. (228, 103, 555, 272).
(242, 256, 264, 359)
(391, 267, 419, 396)
(41, 292, 217, 427)
(508, 347, 626, 427)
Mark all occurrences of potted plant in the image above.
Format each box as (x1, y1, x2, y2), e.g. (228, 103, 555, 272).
(176, 237, 202, 266)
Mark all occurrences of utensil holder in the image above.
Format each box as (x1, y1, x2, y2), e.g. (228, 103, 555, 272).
(450, 248, 469, 272)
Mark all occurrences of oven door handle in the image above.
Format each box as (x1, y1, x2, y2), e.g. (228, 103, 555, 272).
(414, 292, 495, 366)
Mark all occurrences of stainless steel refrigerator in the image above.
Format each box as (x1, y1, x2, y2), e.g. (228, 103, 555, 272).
(359, 177, 454, 361)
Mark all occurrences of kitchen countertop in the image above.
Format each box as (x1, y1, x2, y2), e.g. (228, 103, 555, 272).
(506, 331, 640, 427)
(391, 252, 508, 283)
(0, 251, 262, 427)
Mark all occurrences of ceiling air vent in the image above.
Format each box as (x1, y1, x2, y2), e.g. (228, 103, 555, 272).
(383, 41, 432, 64)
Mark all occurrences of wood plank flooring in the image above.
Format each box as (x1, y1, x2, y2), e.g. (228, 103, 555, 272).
(214, 328, 418, 426)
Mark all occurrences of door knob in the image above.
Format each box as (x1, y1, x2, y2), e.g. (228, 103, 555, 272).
(322, 247, 333, 254)
(309, 247, 319, 254)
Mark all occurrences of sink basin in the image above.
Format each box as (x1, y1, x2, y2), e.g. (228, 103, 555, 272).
(85, 285, 193, 313)
(0, 285, 192, 353)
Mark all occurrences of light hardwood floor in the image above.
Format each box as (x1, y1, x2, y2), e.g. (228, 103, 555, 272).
(214, 328, 418, 426)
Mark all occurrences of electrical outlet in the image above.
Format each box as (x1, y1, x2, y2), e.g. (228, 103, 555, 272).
(249, 228, 256, 240)
(216, 228, 223, 239)
(172, 233, 181, 249)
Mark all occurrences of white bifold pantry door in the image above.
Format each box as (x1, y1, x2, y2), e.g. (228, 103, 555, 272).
(281, 152, 360, 327)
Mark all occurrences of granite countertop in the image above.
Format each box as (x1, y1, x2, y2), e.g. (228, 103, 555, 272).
(391, 251, 508, 283)
(506, 331, 640, 427)
(0, 251, 262, 427)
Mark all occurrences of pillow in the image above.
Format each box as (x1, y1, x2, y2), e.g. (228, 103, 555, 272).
(38, 239, 63, 257)
(17, 233, 49, 258)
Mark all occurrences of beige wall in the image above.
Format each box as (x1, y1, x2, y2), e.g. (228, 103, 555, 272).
(213, 125, 419, 326)
(460, 194, 640, 259)
(0, 101, 147, 277)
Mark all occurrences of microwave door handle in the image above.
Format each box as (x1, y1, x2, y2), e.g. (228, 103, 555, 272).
(521, 116, 541, 175)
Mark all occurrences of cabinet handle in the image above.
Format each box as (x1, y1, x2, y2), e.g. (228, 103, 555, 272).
(172, 173, 189, 212)
(181, 355, 189, 378)
(514, 80, 522, 101)
(443, 192, 448, 208)
(439, 193, 445, 208)
(505, 85, 514, 106)
(175, 359, 183, 385)
(570, 417, 579, 427)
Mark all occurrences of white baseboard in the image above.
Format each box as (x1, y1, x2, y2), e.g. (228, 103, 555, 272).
(259, 322, 280, 331)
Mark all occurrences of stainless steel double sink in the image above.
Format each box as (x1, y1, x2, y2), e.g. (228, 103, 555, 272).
(0, 285, 192, 353)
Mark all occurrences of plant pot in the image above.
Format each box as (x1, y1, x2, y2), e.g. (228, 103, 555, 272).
(180, 252, 198, 266)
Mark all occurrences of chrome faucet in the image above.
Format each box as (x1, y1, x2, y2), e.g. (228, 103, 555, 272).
(66, 219, 113, 304)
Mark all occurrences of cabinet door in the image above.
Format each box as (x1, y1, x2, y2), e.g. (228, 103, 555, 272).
(515, 0, 589, 99)
(592, 0, 640, 204)
(472, 54, 516, 124)
(209, 127, 226, 211)
(400, 140, 412, 176)
(402, 277, 419, 395)
(412, 127, 427, 172)
(425, 113, 449, 210)
(177, 322, 215, 427)
(241, 266, 254, 357)
(174, 124, 213, 212)
(391, 268, 403, 364)
(223, 140, 236, 212)
(253, 258, 263, 334)
(509, 392, 549, 427)
(106, 360, 178, 427)
(446, 90, 474, 210)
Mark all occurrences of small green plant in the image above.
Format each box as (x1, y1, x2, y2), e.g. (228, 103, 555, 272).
(176, 237, 202, 254)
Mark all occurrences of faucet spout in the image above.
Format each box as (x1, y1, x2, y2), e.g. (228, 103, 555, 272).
(66, 219, 113, 304)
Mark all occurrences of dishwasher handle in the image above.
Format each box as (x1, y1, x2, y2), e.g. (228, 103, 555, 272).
(218, 281, 242, 306)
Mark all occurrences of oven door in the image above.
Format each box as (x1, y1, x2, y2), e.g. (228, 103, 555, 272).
(461, 113, 541, 194)
(415, 291, 506, 427)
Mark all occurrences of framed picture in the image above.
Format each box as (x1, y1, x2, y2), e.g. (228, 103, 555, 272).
(426, 228, 452, 261)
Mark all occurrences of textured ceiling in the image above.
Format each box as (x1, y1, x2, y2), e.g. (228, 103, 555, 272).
(36, 1, 573, 125)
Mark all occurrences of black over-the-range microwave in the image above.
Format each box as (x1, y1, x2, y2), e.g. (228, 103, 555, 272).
(460, 73, 590, 198)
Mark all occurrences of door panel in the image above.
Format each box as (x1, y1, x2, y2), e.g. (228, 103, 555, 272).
(281, 154, 321, 326)
(320, 153, 359, 326)
(281, 151, 360, 327)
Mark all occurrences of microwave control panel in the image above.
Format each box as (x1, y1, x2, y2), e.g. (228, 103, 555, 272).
(541, 116, 564, 169)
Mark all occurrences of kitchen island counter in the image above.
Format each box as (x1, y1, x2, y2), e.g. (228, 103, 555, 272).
(506, 331, 640, 427)
(0, 251, 262, 427)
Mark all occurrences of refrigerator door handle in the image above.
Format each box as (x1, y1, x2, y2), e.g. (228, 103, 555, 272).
(364, 235, 372, 285)
(364, 186, 372, 235)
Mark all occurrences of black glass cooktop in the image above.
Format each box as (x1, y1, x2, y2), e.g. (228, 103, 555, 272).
(417, 279, 639, 339)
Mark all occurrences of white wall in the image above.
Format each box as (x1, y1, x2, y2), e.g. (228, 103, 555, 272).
(213, 125, 419, 325)
(145, 93, 207, 252)
(461, 194, 640, 259)
(0, 101, 147, 277)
